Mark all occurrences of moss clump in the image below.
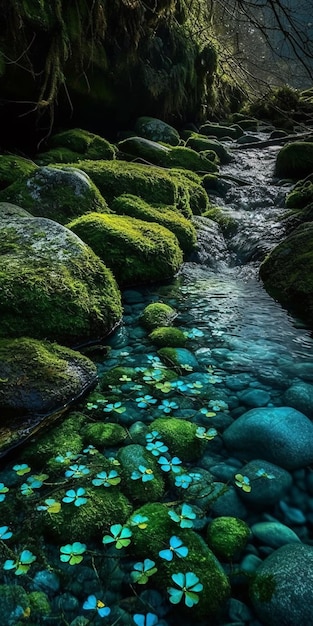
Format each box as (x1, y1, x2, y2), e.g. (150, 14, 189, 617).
(0, 166, 109, 224)
(140, 303, 177, 330)
(206, 516, 250, 561)
(0, 155, 37, 189)
(127, 502, 230, 618)
(167, 168, 209, 215)
(42, 483, 132, 543)
(149, 326, 187, 348)
(259, 222, 313, 324)
(203, 207, 238, 235)
(65, 160, 191, 216)
(49, 128, 116, 160)
(112, 194, 197, 254)
(0, 216, 122, 344)
(199, 122, 241, 140)
(250, 574, 276, 603)
(186, 135, 233, 164)
(148, 417, 204, 462)
(117, 444, 165, 503)
(0, 585, 29, 621)
(28, 591, 51, 618)
(134, 117, 180, 146)
(21, 412, 85, 468)
(82, 422, 127, 447)
(35, 147, 83, 165)
(67, 213, 183, 286)
(276, 142, 313, 179)
(285, 178, 313, 209)
(100, 366, 137, 390)
(163, 145, 218, 173)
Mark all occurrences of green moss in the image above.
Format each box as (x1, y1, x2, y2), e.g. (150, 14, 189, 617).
(259, 222, 313, 324)
(35, 147, 83, 165)
(0, 155, 37, 188)
(0, 585, 29, 621)
(134, 117, 180, 146)
(140, 303, 177, 330)
(250, 574, 276, 603)
(162, 145, 218, 173)
(166, 168, 209, 215)
(117, 444, 165, 503)
(285, 179, 313, 209)
(149, 326, 187, 347)
(67, 212, 183, 286)
(206, 516, 250, 561)
(49, 128, 116, 160)
(127, 502, 230, 618)
(100, 366, 137, 390)
(203, 207, 238, 235)
(42, 483, 132, 543)
(112, 194, 197, 253)
(0, 166, 109, 224)
(82, 422, 127, 447)
(65, 160, 191, 216)
(21, 412, 85, 468)
(199, 122, 240, 140)
(276, 142, 313, 179)
(0, 218, 122, 344)
(186, 135, 233, 164)
(148, 417, 204, 462)
(28, 591, 51, 618)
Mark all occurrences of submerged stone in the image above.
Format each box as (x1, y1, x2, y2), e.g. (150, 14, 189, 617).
(140, 302, 177, 330)
(284, 381, 313, 417)
(0, 339, 97, 455)
(223, 406, 313, 470)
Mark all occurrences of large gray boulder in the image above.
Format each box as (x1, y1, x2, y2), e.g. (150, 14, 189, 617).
(223, 406, 313, 470)
(250, 544, 313, 626)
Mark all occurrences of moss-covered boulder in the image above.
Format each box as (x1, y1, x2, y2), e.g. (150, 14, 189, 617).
(82, 422, 127, 447)
(134, 117, 180, 146)
(186, 135, 233, 164)
(66, 160, 192, 218)
(166, 169, 209, 215)
(0, 202, 32, 219)
(199, 122, 242, 140)
(148, 418, 204, 462)
(0, 216, 122, 344)
(28, 591, 51, 620)
(67, 213, 183, 286)
(48, 128, 116, 160)
(112, 194, 197, 253)
(118, 137, 218, 173)
(149, 327, 187, 348)
(0, 166, 109, 224)
(206, 516, 250, 561)
(117, 444, 165, 503)
(0, 154, 37, 188)
(259, 223, 313, 324)
(276, 142, 313, 178)
(127, 502, 230, 618)
(285, 178, 313, 209)
(99, 366, 137, 390)
(0, 338, 97, 439)
(140, 303, 177, 330)
(35, 147, 84, 166)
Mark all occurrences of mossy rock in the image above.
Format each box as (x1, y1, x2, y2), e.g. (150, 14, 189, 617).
(149, 326, 187, 348)
(67, 160, 191, 217)
(0, 166, 109, 224)
(21, 412, 86, 468)
(82, 422, 127, 447)
(127, 502, 230, 618)
(259, 222, 313, 324)
(118, 138, 218, 174)
(49, 128, 116, 160)
(186, 135, 233, 164)
(206, 516, 250, 561)
(0, 339, 97, 452)
(140, 303, 177, 330)
(42, 482, 132, 543)
(157, 347, 199, 371)
(35, 147, 83, 166)
(203, 207, 238, 235)
(163, 145, 218, 173)
(285, 178, 313, 209)
(0, 154, 37, 188)
(276, 142, 313, 179)
(117, 136, 171, 163)
(28, 591, 51, 618)
(0, 585, 29, 623)
(134, 117, 180, 146)
(0, 216, 122, 344)
(167, 168, 209, 215)
(67, 213, 183, 286)
(112, 194, 197, 254)
(199, 123, 241, 140)
(148, 417, 204, 462)
(117, 444, 165, 503)
(100, 366, 137, 390)
(0, 202, 32, 219)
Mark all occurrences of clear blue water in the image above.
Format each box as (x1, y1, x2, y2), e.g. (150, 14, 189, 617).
(1, 142, 313, 626)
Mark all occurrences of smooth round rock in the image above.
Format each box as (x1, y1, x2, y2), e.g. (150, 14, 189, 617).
(251, 522, 301, 548)
(223, 406, 313, 470)
(284, 381, 313, 417)
(234, 459, 292, 506)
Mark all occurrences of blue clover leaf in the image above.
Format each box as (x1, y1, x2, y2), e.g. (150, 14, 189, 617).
(168, 571, 203, 607)
(131, 559, 157, 584)
(159, 536, 188, 561)
(83, 594, 111, 617)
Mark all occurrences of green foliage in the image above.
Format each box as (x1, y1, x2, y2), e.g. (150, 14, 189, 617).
(148, 418, 204, 462)
(67, 212, 183, 286)
(112, 194, 197, 253)
(82, 422, 127, 447)
(250, 574, 276, 603)
(140, 303, 177, 330)
(248, 86, 300, 127)
(21, 412, 85, 468)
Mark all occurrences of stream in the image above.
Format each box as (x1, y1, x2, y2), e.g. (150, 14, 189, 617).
(1, 141, 313, 625)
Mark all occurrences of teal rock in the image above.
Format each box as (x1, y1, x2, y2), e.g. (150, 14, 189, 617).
(0, 585, 29, 624)
(240, 554, 262, 573)
(250, 544, 313, 626)
(223, 406, 313, 470)
(284, 381, 313, 417)
(117, 443, 165, 503)
(234, 459, 292, 506)
(157, 347, 199, 370)
(238, 388, 270, 407)
(33, 570, 60, 594)
(251, 522, 301, 548)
